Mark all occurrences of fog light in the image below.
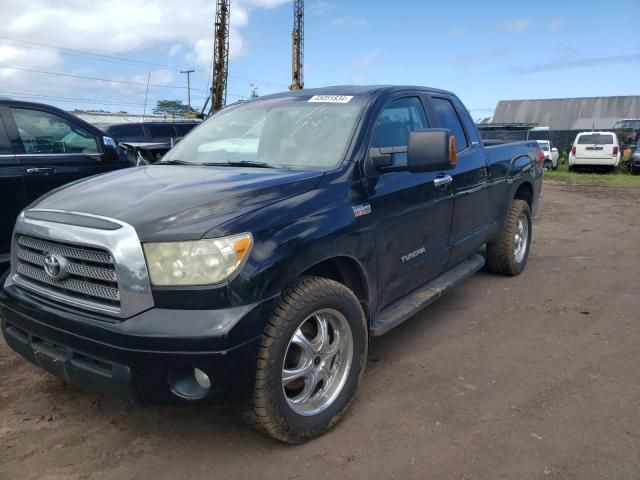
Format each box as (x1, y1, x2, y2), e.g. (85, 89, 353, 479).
(194, 368, 211, 389)
(168, 366, 212, 400)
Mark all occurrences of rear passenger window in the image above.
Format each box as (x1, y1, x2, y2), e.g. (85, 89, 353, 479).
(147, 124, 176, 142)
(431, 98, 469, 151)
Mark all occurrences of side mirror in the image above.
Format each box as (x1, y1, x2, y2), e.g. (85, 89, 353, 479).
(369, 146, 407, 171)
(102, 136, 120, 161)
(408, 129, 456, 173)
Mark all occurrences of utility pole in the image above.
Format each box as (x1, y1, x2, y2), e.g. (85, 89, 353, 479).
(180, 69, 195, 116)
(142, 72, 151, 120)
(210, 0, 230, 114)
(289, 0, 304, 90)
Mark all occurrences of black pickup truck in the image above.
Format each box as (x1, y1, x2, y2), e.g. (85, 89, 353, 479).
(0, 86, 543, 443)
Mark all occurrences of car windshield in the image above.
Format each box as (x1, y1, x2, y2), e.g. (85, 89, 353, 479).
(577, 134, 614, 145)
(162, 96, 366, 169)
(614, 120, 640, 129)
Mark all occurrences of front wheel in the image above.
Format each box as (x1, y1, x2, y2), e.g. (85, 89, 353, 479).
(486, 199, 532, 276)
(240, 276, 368, 443)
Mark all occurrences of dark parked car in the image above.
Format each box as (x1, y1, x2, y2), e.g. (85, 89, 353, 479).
(0, 99, 128, 265)
(0, 86, 543, 443)
(631, 139, 640, 175)
(105, 121, 199, 145)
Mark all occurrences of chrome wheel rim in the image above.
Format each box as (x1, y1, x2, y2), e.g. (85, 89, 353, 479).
(514, 214, 529, 263)
(282, 308, 353, 416)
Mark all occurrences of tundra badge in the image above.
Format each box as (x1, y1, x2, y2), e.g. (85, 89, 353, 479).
(401, 247, 426, 263)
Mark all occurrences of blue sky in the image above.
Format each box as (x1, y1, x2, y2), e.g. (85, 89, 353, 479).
(1, 0, 638, 118)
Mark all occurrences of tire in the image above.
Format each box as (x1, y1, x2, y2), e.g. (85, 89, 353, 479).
(486, 199, 532, 276)
(239, 276, 368, 443)
(543, 160, 553, 171)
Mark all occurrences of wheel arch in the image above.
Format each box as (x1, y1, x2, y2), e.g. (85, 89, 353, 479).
(513, 180, 533, 209)
(296, 255, 372, 327)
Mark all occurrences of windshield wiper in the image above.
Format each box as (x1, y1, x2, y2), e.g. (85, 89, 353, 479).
(155, 159, 194, 165)
(202, 160, 276, 169)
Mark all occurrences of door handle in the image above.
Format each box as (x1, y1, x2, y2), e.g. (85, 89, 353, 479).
(26, 167, 55, 174)
(433, 175, 452, 187)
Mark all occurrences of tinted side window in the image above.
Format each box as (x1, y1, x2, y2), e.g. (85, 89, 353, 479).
(108, 125, 145, 142)
(11, 108, 100, 155)
(0, 116, 11, 154)
(175, 123, 197, 136)
(431, 98, 469, 151)
(371, 97, 428, 167)
(147, 124, 176, 142)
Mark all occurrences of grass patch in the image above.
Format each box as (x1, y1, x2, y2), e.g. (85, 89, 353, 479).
(545, 162, 640, 187)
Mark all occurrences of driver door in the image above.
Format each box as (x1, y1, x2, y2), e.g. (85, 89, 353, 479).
(7, 106, 112, 203)
(365, 96, 453, 309)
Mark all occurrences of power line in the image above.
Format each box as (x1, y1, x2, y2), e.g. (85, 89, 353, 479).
(0, 36, 289, 89)
(2, 92, 147, 107)
(0, 37, 190, 71)
(0, 64, 210, 92)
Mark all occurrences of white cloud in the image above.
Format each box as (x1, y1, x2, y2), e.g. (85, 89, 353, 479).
(548, 18, 565, 32)
(496, 18, 531, 33)
(354, 49, 383, 69)
(330, 16, 369, 29)
(167, 44, 183, 57)
(0, 0, 289, 111)
(2, 0, 287, 65)
(308, 1, 335, 15)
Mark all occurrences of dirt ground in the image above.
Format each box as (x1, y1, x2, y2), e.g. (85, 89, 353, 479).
(1, 182, 640, 480)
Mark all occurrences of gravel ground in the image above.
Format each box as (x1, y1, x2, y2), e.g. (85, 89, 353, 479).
(1, 182, 639, 479)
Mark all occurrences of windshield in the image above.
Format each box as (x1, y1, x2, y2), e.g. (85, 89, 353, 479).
(163, 96, 366, 169)
(614, 120, 640, 129)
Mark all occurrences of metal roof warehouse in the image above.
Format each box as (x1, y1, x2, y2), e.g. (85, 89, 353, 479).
(491, 96, 640, 130)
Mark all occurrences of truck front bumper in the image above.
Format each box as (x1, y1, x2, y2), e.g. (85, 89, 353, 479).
(0, 281, 277, 406)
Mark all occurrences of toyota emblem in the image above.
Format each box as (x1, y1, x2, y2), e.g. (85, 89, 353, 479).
(44, 253, 67, 280)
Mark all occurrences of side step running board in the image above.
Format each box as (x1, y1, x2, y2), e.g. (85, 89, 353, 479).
(371, 253, 485, 336)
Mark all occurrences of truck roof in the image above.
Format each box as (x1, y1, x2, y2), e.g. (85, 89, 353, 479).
(259, 85, 455, 100)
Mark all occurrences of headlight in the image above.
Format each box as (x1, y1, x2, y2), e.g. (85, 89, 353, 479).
(143, 233, 252, 286)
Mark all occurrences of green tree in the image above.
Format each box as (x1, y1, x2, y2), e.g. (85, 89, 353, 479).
(152, 100, 189, 118)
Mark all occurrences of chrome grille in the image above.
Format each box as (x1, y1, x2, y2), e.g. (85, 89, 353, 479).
(14, 234, 120, 310)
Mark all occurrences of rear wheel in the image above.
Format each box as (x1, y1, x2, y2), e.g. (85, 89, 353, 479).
(240, 276, 368, 443)
(486, 199, 532, 276)
(543, 160, 553, 171)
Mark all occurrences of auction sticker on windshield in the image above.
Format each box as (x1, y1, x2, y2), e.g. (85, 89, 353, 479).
(308, 95, 353, 103)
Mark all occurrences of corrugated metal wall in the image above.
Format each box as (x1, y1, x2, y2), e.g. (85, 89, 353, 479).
(492, 96, 640, 130)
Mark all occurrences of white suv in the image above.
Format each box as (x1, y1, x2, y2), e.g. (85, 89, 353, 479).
(568, 132, 620, 171)
(536, 140, 559, 170)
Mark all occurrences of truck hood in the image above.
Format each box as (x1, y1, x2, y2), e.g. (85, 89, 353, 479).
(32, 165, 324, 241)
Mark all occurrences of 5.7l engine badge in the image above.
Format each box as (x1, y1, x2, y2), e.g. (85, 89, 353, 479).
(352, 203, 372, 218)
